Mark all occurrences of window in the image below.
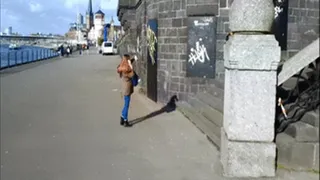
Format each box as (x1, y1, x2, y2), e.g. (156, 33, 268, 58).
(104, 42, 112, 47)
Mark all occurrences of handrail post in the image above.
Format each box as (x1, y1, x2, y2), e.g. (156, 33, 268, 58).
(27, 50, 29, 62)
(7, 52, 10, 67)
(21, 51, 24, 64)
(14, 51, 17, 65)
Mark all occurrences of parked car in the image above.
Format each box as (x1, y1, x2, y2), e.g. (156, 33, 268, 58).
(101, 41, 115, 55)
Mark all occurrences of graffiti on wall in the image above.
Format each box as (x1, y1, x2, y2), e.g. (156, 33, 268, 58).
(188, 38, 210, 66)
(147, 20, 158, 65)
(187, 16, 216, 78)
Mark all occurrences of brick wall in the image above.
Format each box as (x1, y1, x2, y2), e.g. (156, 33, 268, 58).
(286, 0, 319, 59)
(117, 0, 319, 104)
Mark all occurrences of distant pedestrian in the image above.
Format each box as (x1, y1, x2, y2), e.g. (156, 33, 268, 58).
(66, 46, 70, 57)
(79, 45, 82, 55)
(86, 45, 89, 55)
(117, 54, 138, 127)
(60, 45, 64, 56)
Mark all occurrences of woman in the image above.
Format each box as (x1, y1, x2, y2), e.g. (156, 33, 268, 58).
(117, 54, 137, 127)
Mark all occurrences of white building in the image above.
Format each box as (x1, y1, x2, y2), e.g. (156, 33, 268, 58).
(4, 27, 12, 35)
(88, 10, 105, 46)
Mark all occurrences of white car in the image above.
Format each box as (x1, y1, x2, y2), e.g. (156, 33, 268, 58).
(102, 41, 114, 55)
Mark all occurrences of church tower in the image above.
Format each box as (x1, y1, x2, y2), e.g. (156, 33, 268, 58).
(86, 0, 93, 30)
(108, 16, 115, 42)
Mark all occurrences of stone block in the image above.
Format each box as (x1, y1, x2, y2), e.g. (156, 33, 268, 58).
(197, 92, 224, 113)
(176, 10, 186, 18)
(220, 0, 227, 8)
(276, 133, 319, 171)
(177, 27, 187, 36)
(314, 144, 319, 170)
(224, 35, 281, 71)
(229, 0, 274, 32)
(299, 0, 306, 8)
(276, 133, 295, 165)
(173, 0, 182, 10)
(291, 142, 317, 170)
(284, 121, 319, 142)
(223, 69, 277, 142)
(187, 0, 196, 5)
(221, 129, 276, 177)
(186, 4, 219, 16)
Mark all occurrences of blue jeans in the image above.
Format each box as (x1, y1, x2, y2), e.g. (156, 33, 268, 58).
(121, 95, 131, 121)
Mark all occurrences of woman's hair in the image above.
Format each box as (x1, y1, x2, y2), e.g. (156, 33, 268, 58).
(123, 54, 136, 63)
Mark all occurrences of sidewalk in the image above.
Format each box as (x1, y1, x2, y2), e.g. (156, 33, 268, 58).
(0, 52, 318, 180)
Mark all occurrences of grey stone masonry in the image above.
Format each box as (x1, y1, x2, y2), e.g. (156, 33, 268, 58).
(117, 0, 320, 104)
(117, 0, 233, 104)
(221, 0, 281, 178)
(229, 0, 274, 32)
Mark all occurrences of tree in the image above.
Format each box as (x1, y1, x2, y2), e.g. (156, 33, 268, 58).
(97, 37, 104, 46)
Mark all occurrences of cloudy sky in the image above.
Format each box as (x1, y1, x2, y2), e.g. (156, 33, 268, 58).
(0, 0, 120, 35)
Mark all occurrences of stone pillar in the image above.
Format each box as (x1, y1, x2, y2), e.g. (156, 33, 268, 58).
(221, 0, 281, 178)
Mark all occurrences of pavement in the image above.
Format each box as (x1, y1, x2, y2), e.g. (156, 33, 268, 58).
(0, 50, 319, 180)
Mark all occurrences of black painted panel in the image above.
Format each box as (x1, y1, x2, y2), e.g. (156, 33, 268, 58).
(273, 0, 288, 50)
(187, 16, 216, 78)
(147, 19, 158, 102)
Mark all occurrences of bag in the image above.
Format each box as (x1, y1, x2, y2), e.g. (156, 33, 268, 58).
(131, 72, 139, 87)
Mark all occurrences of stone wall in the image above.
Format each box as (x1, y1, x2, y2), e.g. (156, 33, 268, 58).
(117, 0, 319, 104)
(285, 0, 319, 59)
(118, 0, 231, 103)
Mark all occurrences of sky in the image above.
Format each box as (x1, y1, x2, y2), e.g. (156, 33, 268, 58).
(0, 0, 120, 35)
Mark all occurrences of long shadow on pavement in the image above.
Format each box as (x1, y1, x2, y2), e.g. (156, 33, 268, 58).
(129, 95, 179, 126)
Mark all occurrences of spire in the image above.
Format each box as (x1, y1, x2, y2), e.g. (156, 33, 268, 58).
(87, 0, 93, 15)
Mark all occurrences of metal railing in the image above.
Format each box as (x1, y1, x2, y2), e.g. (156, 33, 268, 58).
(0, 48, 59, 69)
(276, 58, 320, 133)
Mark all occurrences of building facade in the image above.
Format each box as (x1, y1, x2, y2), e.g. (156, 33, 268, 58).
(4, 27, 13, 35)
(77, 13, 84, 25)
(117, 0, 319, 104)
(88, 10, 105, 44)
